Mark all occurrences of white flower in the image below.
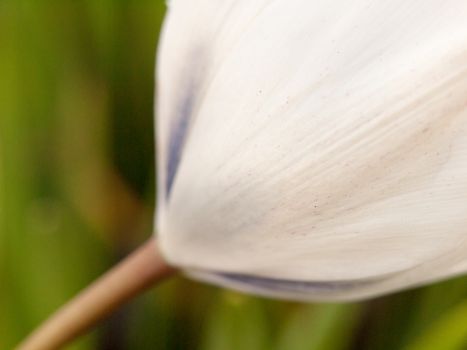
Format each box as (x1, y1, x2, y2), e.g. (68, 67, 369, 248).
(155, 0, 467, 301)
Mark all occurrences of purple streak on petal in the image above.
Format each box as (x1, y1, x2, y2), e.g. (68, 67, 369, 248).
(164, 47, 208, 200)
(218, 273, 374, 293)
(166, 91, 193, 198)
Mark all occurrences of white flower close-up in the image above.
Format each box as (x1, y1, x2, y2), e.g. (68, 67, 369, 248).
(16, 2, 467, 349)
(156, 0, 467, 301)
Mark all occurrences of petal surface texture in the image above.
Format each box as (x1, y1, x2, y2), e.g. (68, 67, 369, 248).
(156, 0, 467, 301)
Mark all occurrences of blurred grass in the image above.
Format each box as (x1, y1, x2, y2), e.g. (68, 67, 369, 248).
(2, 1, 467, 349)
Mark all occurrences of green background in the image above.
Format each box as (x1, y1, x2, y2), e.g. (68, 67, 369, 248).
(1, 1, 467, 349)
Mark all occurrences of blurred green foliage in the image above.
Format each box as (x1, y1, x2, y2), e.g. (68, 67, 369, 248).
(2, 1, 467, 349)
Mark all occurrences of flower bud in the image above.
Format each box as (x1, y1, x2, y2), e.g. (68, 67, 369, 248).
(155, 0, 467, 301)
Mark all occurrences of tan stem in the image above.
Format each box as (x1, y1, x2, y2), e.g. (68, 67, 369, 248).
(17, 238, 177, 350)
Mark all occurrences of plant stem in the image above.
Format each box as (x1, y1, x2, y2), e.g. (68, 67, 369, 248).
(17, 238, 177, 350)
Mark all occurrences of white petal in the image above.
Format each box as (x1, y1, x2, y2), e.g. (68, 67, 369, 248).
(155, 0, 467, 301)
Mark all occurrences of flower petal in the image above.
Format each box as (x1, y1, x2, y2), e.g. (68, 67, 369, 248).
(156, 0, 467, 300)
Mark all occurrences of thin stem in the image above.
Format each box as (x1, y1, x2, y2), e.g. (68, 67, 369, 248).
(17, 238, 177, 350)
